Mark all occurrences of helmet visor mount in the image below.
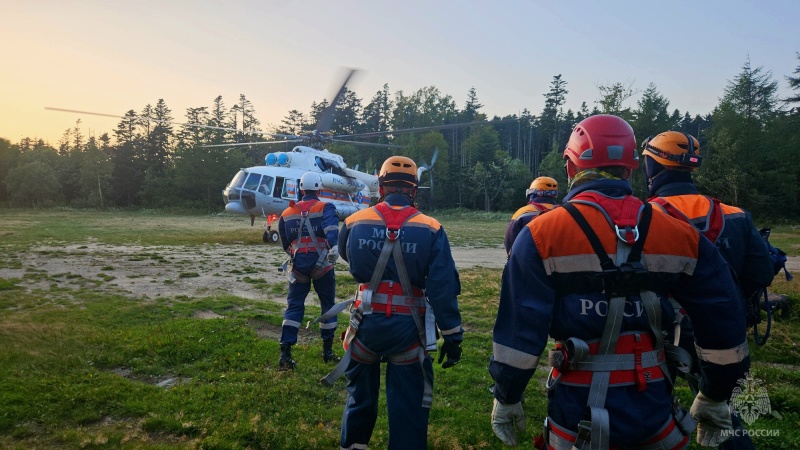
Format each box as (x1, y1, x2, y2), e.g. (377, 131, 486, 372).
(642, 141, 702, 169)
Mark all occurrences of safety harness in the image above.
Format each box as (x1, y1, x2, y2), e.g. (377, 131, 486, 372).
(540, 195, 694, 450)
(650, 195, 779, 347)
(287, 199, 332, 283)
(317, 203, 437, 408)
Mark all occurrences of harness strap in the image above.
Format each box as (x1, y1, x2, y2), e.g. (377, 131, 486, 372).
(649, 196, 724, 244)
(289, 200, 331, 281)
(558, 199, 663, 450)
(572, 193, 644, 245)
(381, 209, 434, 408)
(545, 415, 690, 450)
(320, 309, 362, 387)
(354, 285, 426, 316)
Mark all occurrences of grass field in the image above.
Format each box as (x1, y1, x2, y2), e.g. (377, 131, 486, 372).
(0, 208, 798, 449)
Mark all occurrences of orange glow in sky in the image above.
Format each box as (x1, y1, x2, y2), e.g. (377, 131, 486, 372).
(2, 1, 798, 145)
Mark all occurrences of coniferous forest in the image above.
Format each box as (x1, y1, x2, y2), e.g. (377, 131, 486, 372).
(2, 55, 800, 220)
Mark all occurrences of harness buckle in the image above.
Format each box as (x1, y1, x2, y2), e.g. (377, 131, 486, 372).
(576, 420, 592, 447)
(615, 224, 639, 244)
(349, 309, 363, 332)
(386, 227, 400, 241)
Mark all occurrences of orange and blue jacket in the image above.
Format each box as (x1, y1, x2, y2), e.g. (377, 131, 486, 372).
(648, 183, 774, 297)
(278, 193, 339, 276)
(504, 201, 558, 255)
(490, 179, 749, 447)
(339, 193, 463, 346)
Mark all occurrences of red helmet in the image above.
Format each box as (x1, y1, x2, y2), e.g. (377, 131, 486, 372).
(563, 115, 639, 175)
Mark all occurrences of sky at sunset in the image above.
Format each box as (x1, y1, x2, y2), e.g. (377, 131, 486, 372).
(1, 0, 798, 145)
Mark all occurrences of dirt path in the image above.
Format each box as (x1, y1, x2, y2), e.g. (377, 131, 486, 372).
(2, 242, 795, 303)
(0, 243, 510, 303)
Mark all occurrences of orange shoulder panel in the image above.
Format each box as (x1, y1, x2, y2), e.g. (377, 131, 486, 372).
(309, 200, 327, 213)
(643, 209, 700, 258)
(656, 195, 711, 222)
(511, 205, 539, 220)
(719, 203, 744, 216)
(281, 204, 300, 218)
(344, 207, 382, 227)
(407, 213, 442, 232)
(528, 203, 699, 261)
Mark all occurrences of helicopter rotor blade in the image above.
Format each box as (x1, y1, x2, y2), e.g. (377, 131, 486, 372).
(335, 117, 520, 140)
(45, 106, 292, 137)
(315, 68, 358, 134)
(331, 139, 404, 149)
(202, 139, 304, 148)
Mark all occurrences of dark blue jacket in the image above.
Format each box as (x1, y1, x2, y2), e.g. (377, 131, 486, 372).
(491, 180, 749, 447)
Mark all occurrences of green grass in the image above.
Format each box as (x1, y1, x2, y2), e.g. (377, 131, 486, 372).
(0, 208, 799, 449)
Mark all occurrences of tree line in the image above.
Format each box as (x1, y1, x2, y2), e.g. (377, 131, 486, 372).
(1, 54, 799, 219)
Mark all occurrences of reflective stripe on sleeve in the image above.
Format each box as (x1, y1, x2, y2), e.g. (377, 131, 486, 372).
(440, 325, 461, 336)
(493, 342, 540, 370)
(695, 341, 750, 365)
(324, 225, 339, 232)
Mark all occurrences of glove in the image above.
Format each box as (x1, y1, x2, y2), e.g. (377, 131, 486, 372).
(437, 339, 462, 368)
(327, 245, 339, 264)
(690, 392, 733, 447)
(491, 398, 526, 446)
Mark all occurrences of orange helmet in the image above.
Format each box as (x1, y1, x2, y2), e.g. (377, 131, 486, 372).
(641, 131, 702, 171)
(563, 115, 638, 176)
(378, 156, 418, 187)
(526, 176, 558, 198)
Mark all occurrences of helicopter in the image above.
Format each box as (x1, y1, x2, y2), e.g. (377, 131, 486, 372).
(221, 144, 439, 243)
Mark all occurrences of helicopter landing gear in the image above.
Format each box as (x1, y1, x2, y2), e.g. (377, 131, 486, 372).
(263, 214, 281, 244)
(263, 229, 280, 244)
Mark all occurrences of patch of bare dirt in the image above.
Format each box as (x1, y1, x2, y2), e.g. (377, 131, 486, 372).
(0, 243, 509, 303)
(2, 242, 795, 302)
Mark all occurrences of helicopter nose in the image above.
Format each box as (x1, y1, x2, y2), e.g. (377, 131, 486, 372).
(225, 202, 249, 215)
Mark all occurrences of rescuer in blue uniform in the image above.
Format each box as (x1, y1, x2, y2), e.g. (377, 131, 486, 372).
(643, 131, 774, 450)
(489, 115, 750, 449)
(504, 176, 559, 256)
(277, 172, 340, 370)
(335, 156, 464, 449)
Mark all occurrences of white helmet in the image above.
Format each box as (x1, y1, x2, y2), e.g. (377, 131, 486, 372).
(299, 172, 323, 191)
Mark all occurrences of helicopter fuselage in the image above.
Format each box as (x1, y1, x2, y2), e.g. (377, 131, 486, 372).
(222, 146, 378, 223)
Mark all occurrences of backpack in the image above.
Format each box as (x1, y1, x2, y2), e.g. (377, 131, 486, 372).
(750, 228, 793, 345)
(760, 228, 793, 281)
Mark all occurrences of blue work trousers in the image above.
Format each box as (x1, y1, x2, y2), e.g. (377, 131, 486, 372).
(339, 315, 433, 450)
(279, 269, 336, 345)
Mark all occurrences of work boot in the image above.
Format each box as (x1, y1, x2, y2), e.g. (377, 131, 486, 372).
(322, 339, 340, 363)
(278, 344, 296, 371)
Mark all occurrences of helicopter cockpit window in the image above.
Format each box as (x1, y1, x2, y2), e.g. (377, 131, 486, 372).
(258, 176, 274, 196)
(227, 170, 247, 189)
(243, 173, 262, 191)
